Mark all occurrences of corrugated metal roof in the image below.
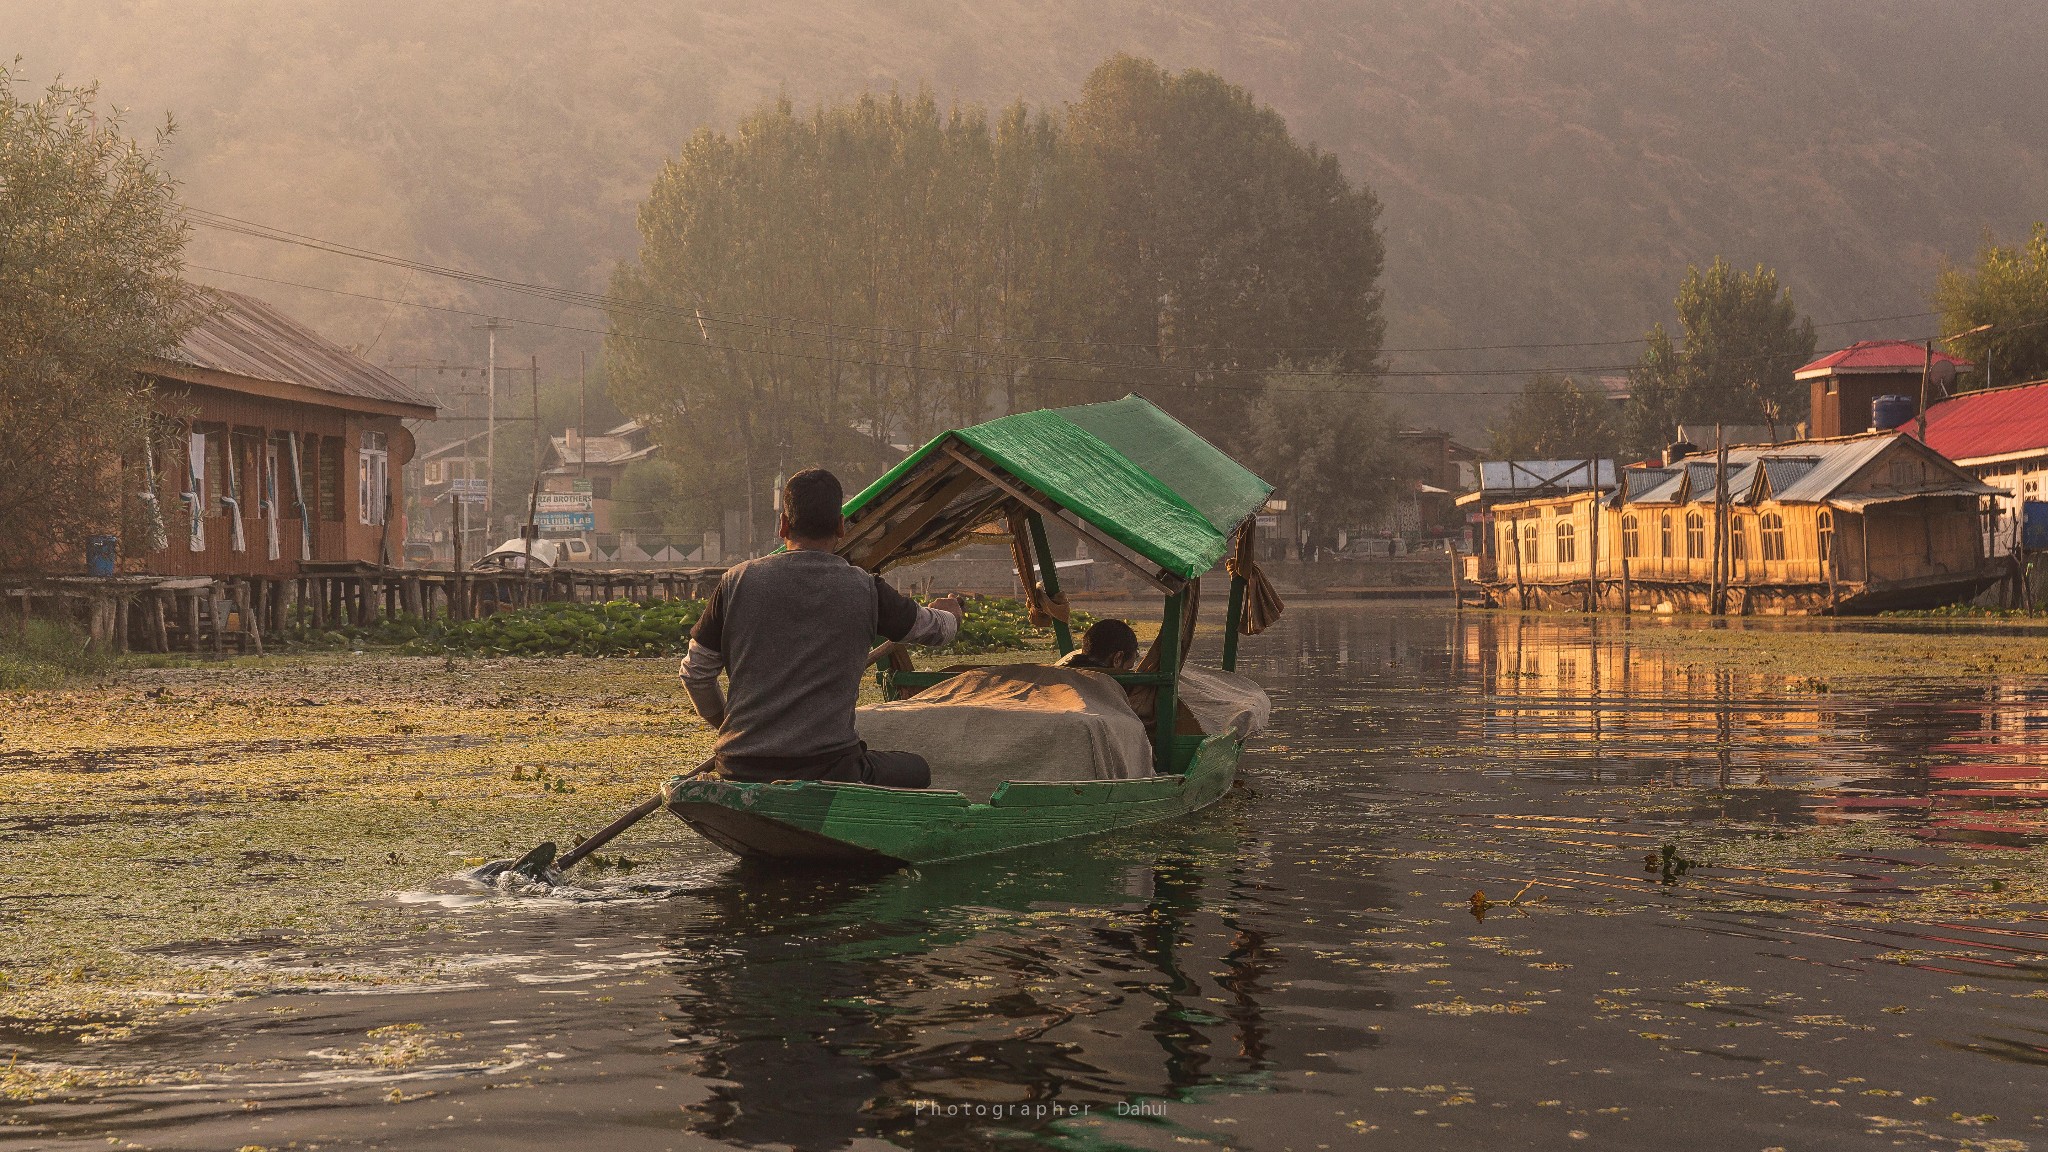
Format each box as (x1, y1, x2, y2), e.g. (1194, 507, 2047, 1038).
(1624, 436, 1900, 505)
(1674, 423, 1787, 448)
(1758, 457, 1820, 497)
(1476, 459, 1616, 493)
(1920, 379, 2048, 463)
(549, 434, 658, 468)
(1622, 468, 1674, 499)
(1795, 339, 1970, 379)
(168, 287, 435, 412)
(1769, 437, 1895, 502)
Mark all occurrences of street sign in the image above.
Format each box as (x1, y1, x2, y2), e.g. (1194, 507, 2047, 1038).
(455, 492, 488, 505)
(536, 510, 596, 531)
(448, 478, 487, 494)
(536, 492, 594, 513)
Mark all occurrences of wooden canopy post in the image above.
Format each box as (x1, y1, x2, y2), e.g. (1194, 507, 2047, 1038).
(1221, 573, 1247, 671)
(1153, 588, 1183, 773)
(1025, 511, 1073, 654)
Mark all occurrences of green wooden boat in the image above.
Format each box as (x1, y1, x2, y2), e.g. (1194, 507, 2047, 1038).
(664, 394, 1283, 867)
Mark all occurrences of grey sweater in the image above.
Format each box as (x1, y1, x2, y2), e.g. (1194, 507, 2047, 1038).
(681, 549, 956, 776)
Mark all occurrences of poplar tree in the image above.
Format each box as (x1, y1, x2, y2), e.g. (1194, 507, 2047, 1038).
(0, 70, 192, 573)
(1934, 222, 2048, 390)
(1624, 259, 1814, 454)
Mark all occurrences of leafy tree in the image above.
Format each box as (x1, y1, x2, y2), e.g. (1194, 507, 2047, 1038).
(1248, 364, 1406, 551)
(1065, 56, 1385, 448)
(607, 60, 1387, 550)
(1934, 222, 2048, 390)
(1489, 375, 1620, 460)
(1624, 259, 1815, 455)
(0, 70, 192, 572)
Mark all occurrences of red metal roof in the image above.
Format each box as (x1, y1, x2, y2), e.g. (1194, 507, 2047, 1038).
(1794, 339, 1971, 379)
(1919, 379, 2048, 462)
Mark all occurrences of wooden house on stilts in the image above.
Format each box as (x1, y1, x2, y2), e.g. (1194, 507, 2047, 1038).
(1475, 432, 2004, 615)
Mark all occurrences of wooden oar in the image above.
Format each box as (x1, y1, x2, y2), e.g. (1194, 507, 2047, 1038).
(472, 643, 906, 885)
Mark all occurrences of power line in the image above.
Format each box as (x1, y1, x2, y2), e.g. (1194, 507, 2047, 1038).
(188, 262, 1933, 400)
(184, 205, 1944, 372)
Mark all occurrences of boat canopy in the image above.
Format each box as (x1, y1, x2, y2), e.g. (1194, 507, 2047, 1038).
(838, 395, 1274, 589)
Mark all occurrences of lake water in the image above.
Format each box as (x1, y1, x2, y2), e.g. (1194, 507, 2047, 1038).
(12, 606, 2048, 1150)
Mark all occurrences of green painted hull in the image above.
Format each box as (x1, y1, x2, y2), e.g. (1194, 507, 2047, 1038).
(662, 733, 1243, 866)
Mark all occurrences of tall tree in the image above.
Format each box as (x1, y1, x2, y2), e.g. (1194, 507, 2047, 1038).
(1249, 364, 1406, 552)
(1065, 56, 1386, 449)
(1489, 375, 1620, 460)
(1624, 259, 1815, 455)
(0, 70, 192, 573)
(1934, 222, 2048, 391)
(607, 60, 1387, 549)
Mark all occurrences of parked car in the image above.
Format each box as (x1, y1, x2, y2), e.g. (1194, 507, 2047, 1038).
(469, 537, 595, 571)
(472, 538, 562, 572)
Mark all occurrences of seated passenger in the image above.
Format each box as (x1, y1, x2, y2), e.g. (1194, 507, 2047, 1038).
(1055, 619, 1140, 673)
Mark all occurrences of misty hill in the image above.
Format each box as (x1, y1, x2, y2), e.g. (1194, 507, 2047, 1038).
(11, 0, 2048, 440)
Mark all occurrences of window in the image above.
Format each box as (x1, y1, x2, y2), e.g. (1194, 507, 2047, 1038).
(1555, 521, 1576, 564)
(359, 430, 389, 526)
(424, 459, 445, 486)
(1685, 511, 1706, 559)
(591, 475, 614, 500)
(1730, 518, 1746, 562)
(1817, 509, 1833, 566)
(1760, 511, 1786, 561)
(1520, 521, 1538, 564)
(295, 433, 317, 519)
(202, 427, 226, 517)
(1622, 514, 1640, 559)
(318, 436, 344, 522)
(1660, 513, 1673, 557)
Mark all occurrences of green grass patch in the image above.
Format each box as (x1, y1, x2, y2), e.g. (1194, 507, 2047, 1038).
(0, 619, 116, 690)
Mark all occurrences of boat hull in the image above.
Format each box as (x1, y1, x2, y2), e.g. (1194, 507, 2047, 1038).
(663, 733, 1243, 866)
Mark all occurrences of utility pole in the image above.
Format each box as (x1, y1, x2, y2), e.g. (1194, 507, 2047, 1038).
(579, 351, 588, 479)
(524, 354, 541, 541)
(475, 317, 511, 540)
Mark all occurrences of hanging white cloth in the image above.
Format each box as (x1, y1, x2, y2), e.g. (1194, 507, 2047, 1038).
(288, 433, 312, 561)
(186, 430, 206, 552)
(139, 435, 169, 554)
(263, 446, 281, 562)
(221, 433, 247, 553)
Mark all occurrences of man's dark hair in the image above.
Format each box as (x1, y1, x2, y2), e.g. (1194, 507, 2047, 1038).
(782, 468, 845, 540)
(1081, 618, 1139, 665)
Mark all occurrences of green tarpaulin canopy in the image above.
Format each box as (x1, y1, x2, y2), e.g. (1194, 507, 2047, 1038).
(839, 395, 1273, 587)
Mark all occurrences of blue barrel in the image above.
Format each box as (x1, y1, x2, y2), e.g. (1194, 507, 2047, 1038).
(1872, 394, 1917, 431)
(2025, 502, 2048, 551)
(85, 535, 119, 577)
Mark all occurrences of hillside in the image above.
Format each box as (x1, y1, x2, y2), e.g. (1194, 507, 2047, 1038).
(10, 0, 2047, 440)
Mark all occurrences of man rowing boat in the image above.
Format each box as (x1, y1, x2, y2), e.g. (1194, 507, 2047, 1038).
(681, 468, 964, 787)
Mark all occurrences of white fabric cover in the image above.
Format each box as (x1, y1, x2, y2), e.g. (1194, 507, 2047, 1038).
(857, 664, 1153, 799)
(1175, 667, 1273, 739)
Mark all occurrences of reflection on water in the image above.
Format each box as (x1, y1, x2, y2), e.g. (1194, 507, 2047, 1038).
(13, 606, 2048, 1151)
(661, 832, 1327, 1150)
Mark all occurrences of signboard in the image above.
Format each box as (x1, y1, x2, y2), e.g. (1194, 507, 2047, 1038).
(1256, 514, 1279, 529)
(448, 478, 488, 494)
(536, 511, 596, 532)
(571, 478, 593, 495)
(536, 492, 594, 513)
(455, 493, 488, 505)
